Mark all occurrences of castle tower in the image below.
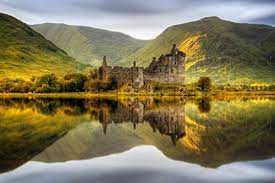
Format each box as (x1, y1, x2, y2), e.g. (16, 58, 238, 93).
(102, 56, 108, 67)
(99, 56, 110, 81)
(145, 44, 186, 85)
(170, 44, 178, 56)
(132, 61, 144, 89)
(98, 107, 110, 134)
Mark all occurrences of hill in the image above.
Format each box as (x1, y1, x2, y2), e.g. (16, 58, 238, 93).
(0, 13, 86, 79)
(118, 17, 275, 84)
(31, 23, 148, 66)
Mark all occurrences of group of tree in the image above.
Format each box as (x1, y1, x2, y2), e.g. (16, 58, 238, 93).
(214, 83, 275, 91)
(0, 73, 274, 93)
(196, 76, 275, 92)
(0, 70, 118, 93)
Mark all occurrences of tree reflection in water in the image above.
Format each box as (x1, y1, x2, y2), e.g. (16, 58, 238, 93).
(1, 97, 274, 174)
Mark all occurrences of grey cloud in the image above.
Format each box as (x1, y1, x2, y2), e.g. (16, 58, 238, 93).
(73, 0, 166, 15)
(250, 13, 275, 25)
(0, 0, 274, 39)
(1, 0, 275, 16)
(0, 0, 75, 14)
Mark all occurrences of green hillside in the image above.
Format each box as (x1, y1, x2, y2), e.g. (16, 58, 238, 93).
(31, 23, 148, 66)
(0, 13, 86, 79)
(118, 17, 275, 84)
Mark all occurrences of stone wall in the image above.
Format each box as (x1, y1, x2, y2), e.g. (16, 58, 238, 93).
(98, 44, 186, 89)
(144, 45, 186, 85)
(110, 66, 133, 86)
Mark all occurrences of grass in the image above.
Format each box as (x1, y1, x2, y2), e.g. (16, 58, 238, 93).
(0, 90, 274, 100)
(0, 13, 87, 79)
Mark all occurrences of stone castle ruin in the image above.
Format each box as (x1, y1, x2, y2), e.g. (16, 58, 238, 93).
(98, 44, 186, 89)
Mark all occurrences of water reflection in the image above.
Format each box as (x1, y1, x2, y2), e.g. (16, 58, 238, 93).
(196, 98, 211, 113)
(0, 97, 274, 175)
(97, 98, 186, 144)
(1, 146, 274, 183)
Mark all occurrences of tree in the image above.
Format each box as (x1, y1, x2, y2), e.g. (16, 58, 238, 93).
(32, 74, 60, 93)
(0, 78, 32, 93)
(87, 69, 98, 80)
(62, 73, 87, 92)
(197, 77, 211, 91)
(84, 77, 117, 92)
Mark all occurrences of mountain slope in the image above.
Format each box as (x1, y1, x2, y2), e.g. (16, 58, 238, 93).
(0, 13, 86, 79)
(118, 17, 275, 84)
(31, 23, 148, 66)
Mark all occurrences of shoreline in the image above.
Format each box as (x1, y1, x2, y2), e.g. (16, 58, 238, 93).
(0, 91, 274, 99)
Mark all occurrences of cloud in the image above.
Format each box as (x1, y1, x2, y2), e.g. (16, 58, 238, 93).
(0, 0, 274, 39)
(250, 13, 275, 25)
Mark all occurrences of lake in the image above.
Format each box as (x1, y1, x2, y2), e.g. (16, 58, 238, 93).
(0, 96, 274, 183)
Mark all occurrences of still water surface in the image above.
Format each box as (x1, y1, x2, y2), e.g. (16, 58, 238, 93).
(0, 97, 274, 183)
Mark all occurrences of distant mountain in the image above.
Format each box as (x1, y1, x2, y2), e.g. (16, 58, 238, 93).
(0, 13, 86, 79)
(118, 17, 275, 84)
(31, 23, 148, 66)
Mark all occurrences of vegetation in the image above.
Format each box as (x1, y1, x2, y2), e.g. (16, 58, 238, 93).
(0, 72, 274, 94)
(62, 73, 88, 92)
(31, 23, 148, 66)
(197, 77, 211, 91)
(0, 13, 87, 79)
(0, 78, 32, 93)
(0, 70, 120, 93)
(118, 17, 275, 85)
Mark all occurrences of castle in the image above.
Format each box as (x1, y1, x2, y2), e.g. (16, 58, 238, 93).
(98, 44, 186, 89)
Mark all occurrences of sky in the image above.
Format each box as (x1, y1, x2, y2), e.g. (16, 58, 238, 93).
(0, 0, 274, 39)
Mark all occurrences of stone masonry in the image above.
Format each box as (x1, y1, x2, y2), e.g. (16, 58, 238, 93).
(98, 44, 186, 89)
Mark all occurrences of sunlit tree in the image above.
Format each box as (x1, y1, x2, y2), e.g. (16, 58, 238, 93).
(197, 77, 211, 91)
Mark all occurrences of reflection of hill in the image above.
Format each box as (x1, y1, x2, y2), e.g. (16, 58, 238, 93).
(0, 104, 90, 173)
(180, 100, 275, 167)
(33, 99, 275, 168)
(0, 97, 274, 173)
(0, 97, 186, 173)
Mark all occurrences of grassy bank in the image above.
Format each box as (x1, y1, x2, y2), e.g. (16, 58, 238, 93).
(0, 90, 274, 99)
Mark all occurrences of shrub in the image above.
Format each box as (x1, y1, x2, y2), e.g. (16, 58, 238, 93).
(61, 73, 87, 92)
(0, 78, 32, 93)
(84, 78, 118, 92)
(87, 69, 98, 80)
(32, 74, 61, 93)
(197, 77, 211, 91)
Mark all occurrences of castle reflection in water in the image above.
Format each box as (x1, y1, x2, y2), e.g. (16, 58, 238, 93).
(0, 97, 193, 144)
(0, 97, 211, 145)
(96, 98, 186, 144)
